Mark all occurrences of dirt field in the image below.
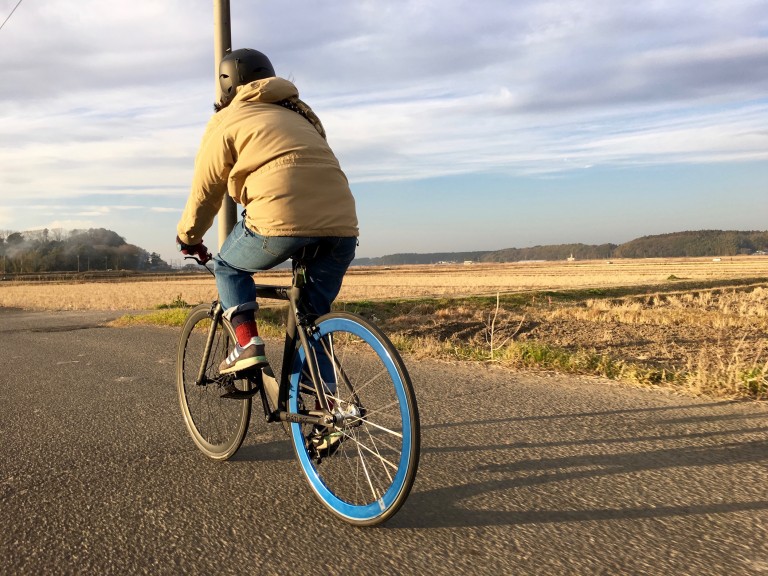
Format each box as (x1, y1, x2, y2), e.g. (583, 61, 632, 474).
(1, 256, 766, 310)
(382, 282, 767, 393)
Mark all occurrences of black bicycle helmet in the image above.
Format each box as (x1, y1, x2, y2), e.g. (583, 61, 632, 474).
(218, 48, 275, 108)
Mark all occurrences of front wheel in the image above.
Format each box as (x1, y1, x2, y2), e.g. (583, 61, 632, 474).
(288, 312, 420, 526)
(177, 303, 251, 461)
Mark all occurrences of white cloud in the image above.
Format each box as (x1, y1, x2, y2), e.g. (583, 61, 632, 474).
(0, 206, 11, 227)
(0, 0, 766, 236)
(0, 0, 211, 101)
(150, 207, 181, 213)
(0, 82, 202, 201)
(324, 90, 768, 181)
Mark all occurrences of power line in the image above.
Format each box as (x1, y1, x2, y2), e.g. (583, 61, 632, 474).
(0, 0, 25, 34)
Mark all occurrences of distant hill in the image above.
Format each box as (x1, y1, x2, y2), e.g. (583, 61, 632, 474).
(0, 227, 169, 273)
(612, 230, 768, 258)
(352, 230, 768, 266)
(484, 243, 617, 262)
(352, 251, 490, 266)
(4, 227, 765, 273)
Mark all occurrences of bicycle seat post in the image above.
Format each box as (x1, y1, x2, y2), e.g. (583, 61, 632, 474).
(288, 258, 328, 409)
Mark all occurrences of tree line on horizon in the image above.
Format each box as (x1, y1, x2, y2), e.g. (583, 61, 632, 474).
(1, 228, 766, 274)
(0, 228, 169, 274)
(353, 230, 768, 266)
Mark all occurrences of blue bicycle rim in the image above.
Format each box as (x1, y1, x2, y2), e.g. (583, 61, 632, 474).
(288, 315, 414, 522)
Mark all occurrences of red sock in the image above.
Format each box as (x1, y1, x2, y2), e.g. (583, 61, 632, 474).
(234, 320, 258, 347)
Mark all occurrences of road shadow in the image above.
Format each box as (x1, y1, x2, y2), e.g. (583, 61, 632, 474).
(419, 399, 748, 430)
(230, 437, 294, 462)
(387, 401, 768, 529)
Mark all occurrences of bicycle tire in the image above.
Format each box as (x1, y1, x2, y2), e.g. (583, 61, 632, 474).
(177, 303, 251, 461)
(288, 312, 420, 526)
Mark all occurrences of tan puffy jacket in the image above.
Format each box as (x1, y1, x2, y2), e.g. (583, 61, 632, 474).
(177, 77, 358, 245)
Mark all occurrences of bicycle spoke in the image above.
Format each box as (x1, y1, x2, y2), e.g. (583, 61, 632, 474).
(355, 438, 384, 503)
(348, 431, 399, 473)
(342, 414, 403, 439)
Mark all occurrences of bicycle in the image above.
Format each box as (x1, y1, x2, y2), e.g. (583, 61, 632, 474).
(176, 254, 420, 526)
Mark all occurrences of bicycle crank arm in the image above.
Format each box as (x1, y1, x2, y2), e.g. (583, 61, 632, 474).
(274, 410, 334, 427)
(220, 383, 260, 400)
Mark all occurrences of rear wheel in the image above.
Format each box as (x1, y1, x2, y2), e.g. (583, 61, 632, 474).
(177, 303, 251, 460)
(288, 312, 420, 526)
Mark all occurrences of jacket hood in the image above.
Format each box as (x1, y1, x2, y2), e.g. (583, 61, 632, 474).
(234, 77, 298, 104)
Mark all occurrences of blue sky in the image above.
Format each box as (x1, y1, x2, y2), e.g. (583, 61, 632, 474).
(0, 0, 766, 263)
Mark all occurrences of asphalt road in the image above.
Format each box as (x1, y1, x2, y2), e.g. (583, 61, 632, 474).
(1, 308, 766, 575)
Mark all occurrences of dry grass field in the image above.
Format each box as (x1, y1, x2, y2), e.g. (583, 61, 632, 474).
(1, 256, 766, 311)
(2, 256, 766, 399)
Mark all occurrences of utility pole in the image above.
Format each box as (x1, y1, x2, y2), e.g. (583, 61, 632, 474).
(214, 0, 236, 249)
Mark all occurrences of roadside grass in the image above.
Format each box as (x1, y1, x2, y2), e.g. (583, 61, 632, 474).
(111, 308, 191, 328)
(109, 296, 288, 339)
(393, 334, 767, 401)
(110, 279, 768, 401)
(155, 294, 191, 309)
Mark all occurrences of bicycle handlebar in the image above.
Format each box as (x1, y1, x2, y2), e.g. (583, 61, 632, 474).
(184, 254, 215, 277)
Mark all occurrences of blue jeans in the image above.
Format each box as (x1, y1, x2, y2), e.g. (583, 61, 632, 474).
(215, 219, 357, 314)
(214, 219, 357, 390)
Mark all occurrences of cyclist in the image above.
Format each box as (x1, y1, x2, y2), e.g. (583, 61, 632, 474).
(176, 48, 358, 375)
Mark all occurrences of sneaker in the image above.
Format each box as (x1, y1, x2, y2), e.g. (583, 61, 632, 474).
(219, 337, 268, 374)
(308, 426, 344, 459)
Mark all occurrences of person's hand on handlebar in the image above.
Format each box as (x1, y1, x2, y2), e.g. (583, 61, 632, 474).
(175, 236, 212, 264)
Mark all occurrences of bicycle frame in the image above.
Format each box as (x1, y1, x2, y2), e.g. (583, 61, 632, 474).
(193, 259, 335, 429)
